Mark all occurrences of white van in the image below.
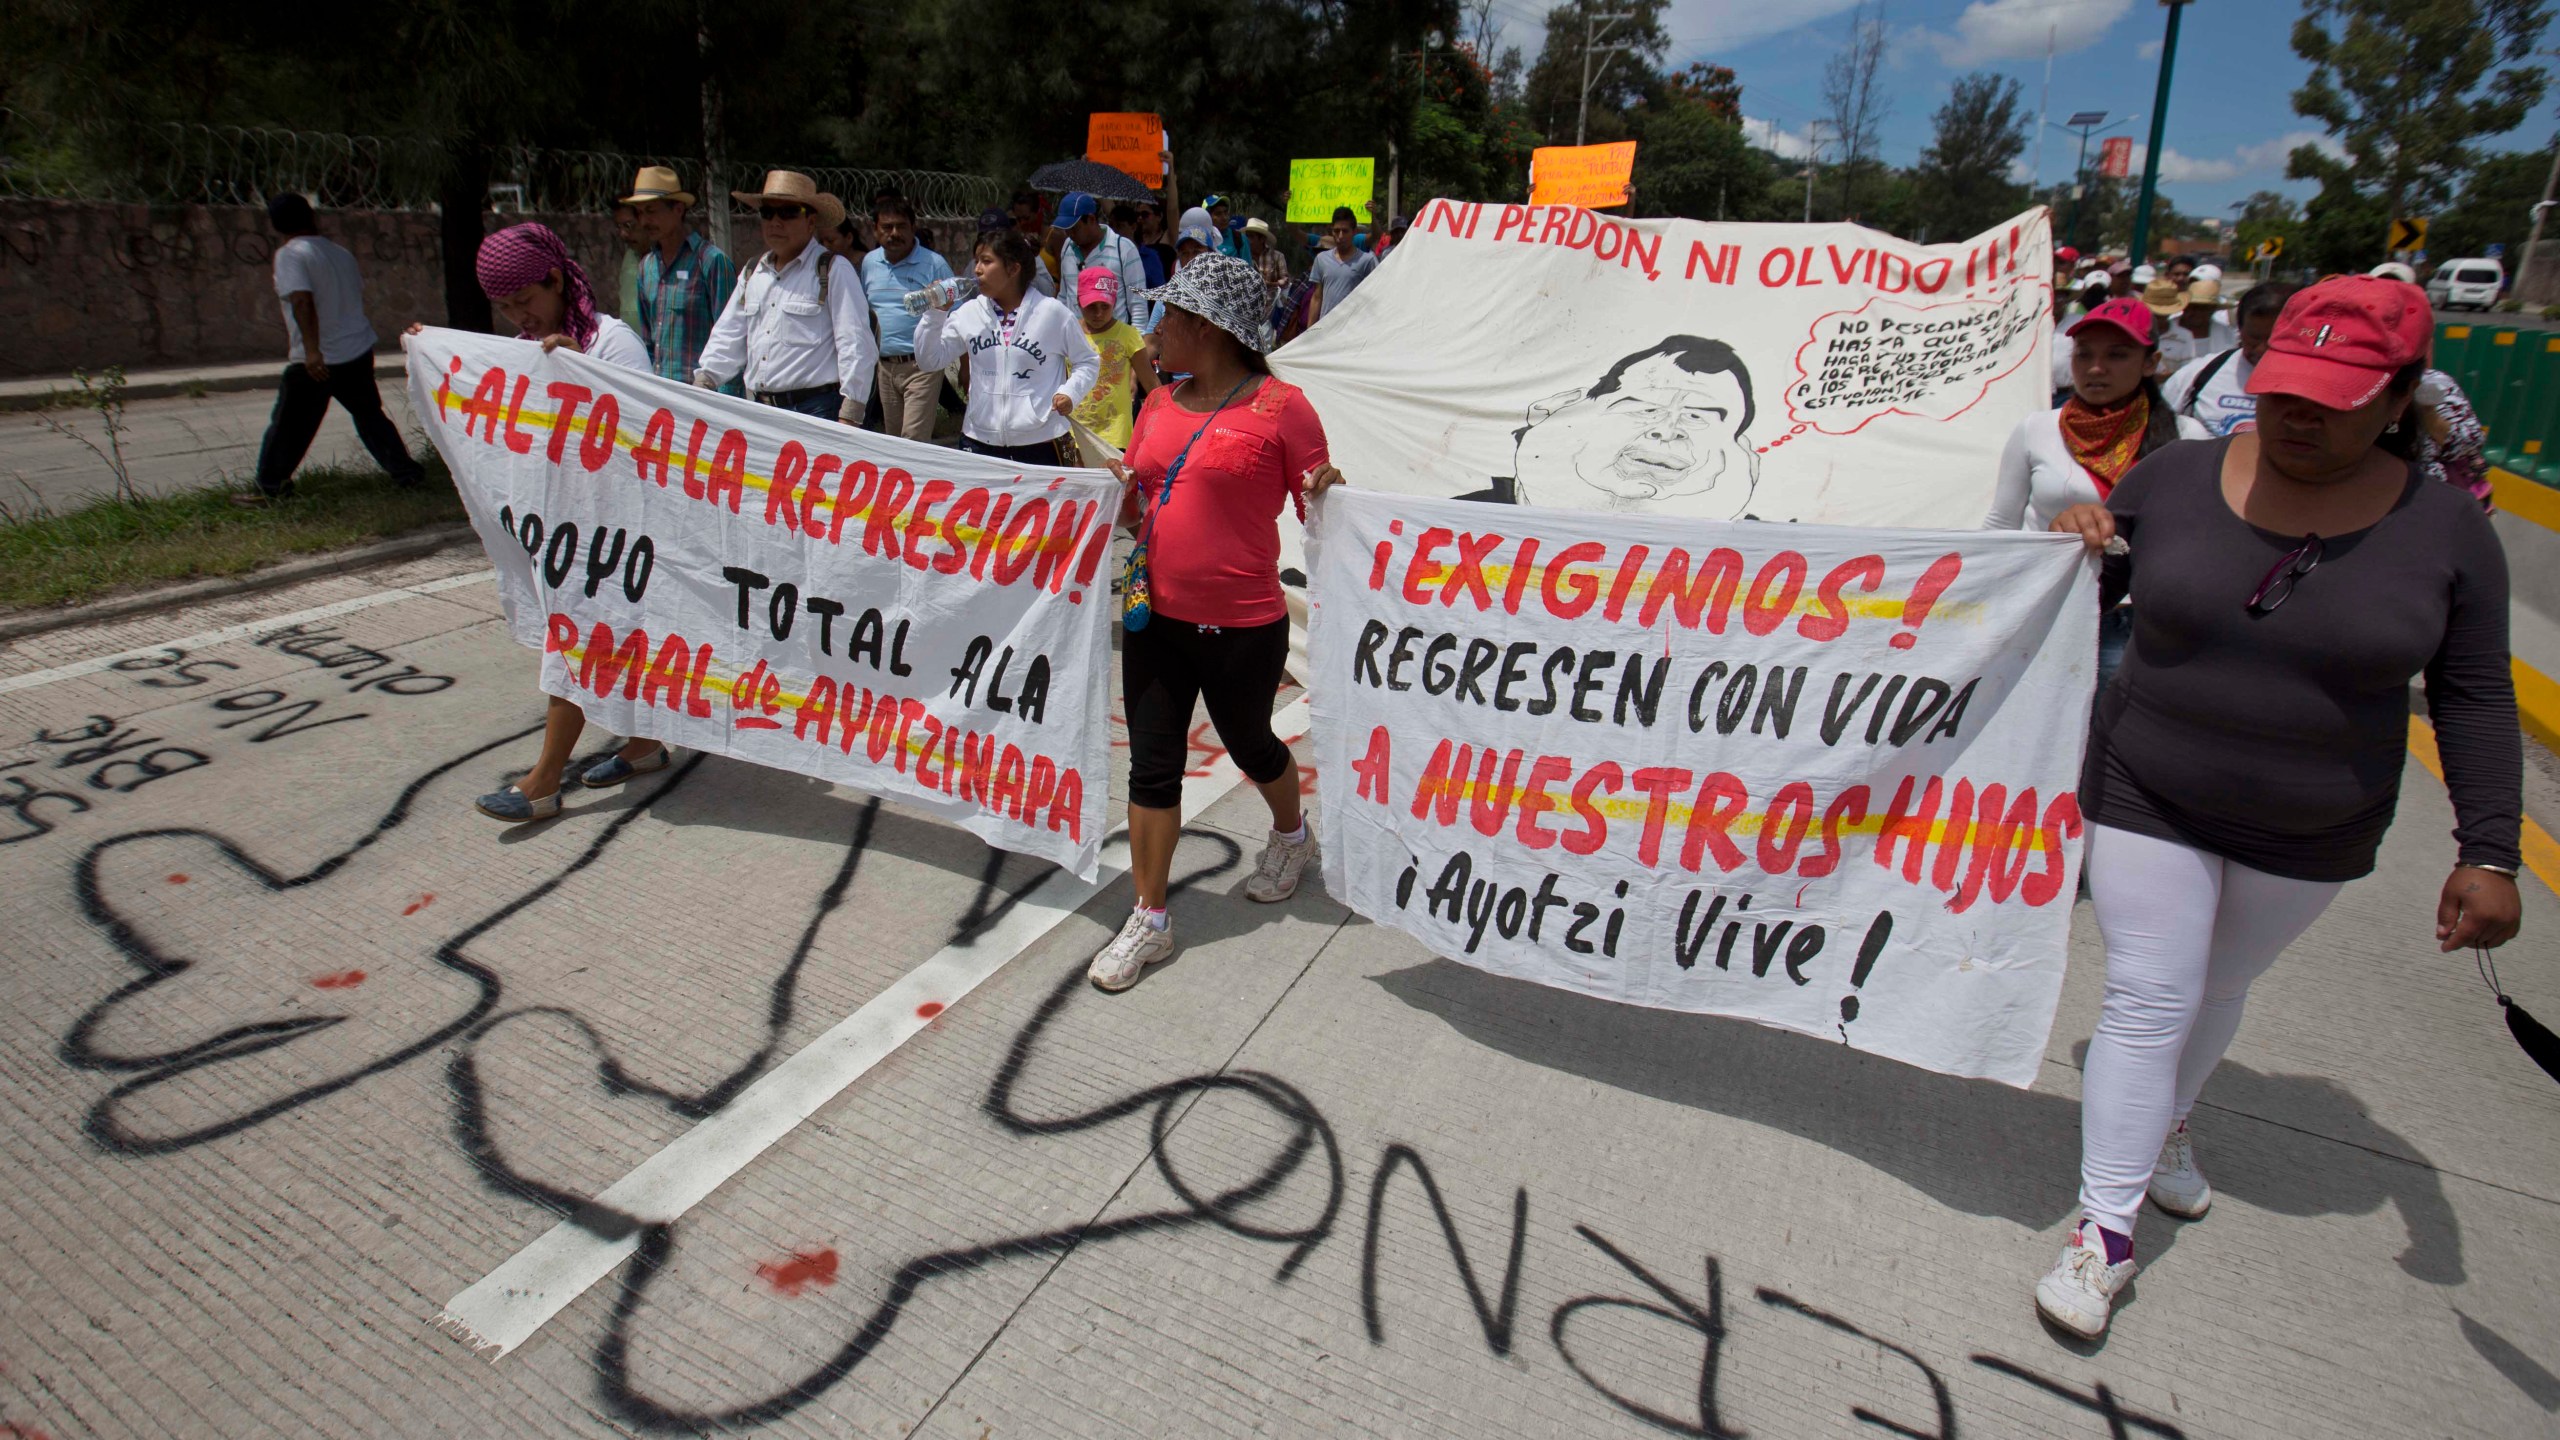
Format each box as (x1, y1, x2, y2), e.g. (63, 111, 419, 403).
(2427, 258, 2505, 311)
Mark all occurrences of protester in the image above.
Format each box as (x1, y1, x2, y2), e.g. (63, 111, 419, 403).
(2361, 265, 2490, 506)
(2036, 275, 2523, 1341)
(1380, 214, 1411, 258)
(2159, 282, 2299, 437)
(1200, 194, 1250, 259)
(626, 166, 739, 391)
(2157, 278, 2226, 374)
(1307, 206, 1380, 327)
(692, 170, 876, 424)
(2107, 260, 2134, 298)
(859, 194, 955, 443)
(1135, 200, 1176, 284)
(1244, 217, 1288, 304)
(1988, 294, 2203, 685)
(813, 192, 865, 264)
(1068, 267, 1160, 463)
(1058, 191, 1149, 328)
(2164, 256, 2195, 288)
(1010, 188, 1046, 241)
(1088, 253, 1348, 992)
(243, 192, 426, 505)
(612, 202, 647, 323)
(453, 225, 665, 822)
(1112, 203, 1166, 288)
(912, 227, 1098, 464)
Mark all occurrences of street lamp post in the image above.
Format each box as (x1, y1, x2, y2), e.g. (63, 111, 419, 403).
(2049, 111, 2127, 253)
(2127, 0, 2191, 266)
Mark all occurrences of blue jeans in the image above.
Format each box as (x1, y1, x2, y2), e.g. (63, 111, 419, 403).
(756, 385, 842, 420)
(2097, 605, 2133, 693)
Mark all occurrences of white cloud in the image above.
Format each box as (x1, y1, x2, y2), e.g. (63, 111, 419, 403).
(2127, 131, 2346, 185)
(1742, 115, 1817, 160)
(2007, 155, 2038, 183)
(1913, 0, 2135, 65)
(2138, 39, 2161, 59)
(1662, 0, 1866, 54)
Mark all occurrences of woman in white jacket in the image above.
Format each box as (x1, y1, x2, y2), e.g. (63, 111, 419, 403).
(914, 227, 1100, 465)
(1985, 294, 2205, 689)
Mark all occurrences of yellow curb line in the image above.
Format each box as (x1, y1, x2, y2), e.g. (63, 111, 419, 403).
(2492, 465, 2560, 534)
(2408, 715, 2560, 892)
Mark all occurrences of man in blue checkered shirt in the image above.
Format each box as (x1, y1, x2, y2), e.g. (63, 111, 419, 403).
(623, 166, 740, 393)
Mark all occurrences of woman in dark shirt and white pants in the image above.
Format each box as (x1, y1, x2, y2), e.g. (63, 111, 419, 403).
(2040, 275, 2524, 1338)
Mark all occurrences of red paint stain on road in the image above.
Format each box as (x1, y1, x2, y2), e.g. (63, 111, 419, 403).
(3, 1421, 58, 1440)
(402, 894, 435, 916)
(165, 874, 188, 884)
(915, 1002, 945, 1020)
(310, 970, 367, 990)
(755, 1248, 839, 1296)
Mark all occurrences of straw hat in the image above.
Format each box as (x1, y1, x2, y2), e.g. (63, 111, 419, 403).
(730, 170, 823, 208)
(618, 165, 695, 207)
(2141, 277, 2186, 316)
(2183, 277, 2224, 308)
(812, 192, 848, 231)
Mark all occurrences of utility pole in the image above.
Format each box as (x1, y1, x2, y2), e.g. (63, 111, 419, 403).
(1802, 121, 1832, 222)
(2050, 111, 2129, 254)
(2521, 138, 2560, 307)
(2031, 21, 2055, 190)
(1575, 1, 1637, 147)
(2127, 0, 2190, 266)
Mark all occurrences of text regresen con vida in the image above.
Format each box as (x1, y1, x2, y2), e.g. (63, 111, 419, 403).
(436, 355, 1105, 842)
(1336, 517, 2083, 924)
(1412, 198, 2040, 293)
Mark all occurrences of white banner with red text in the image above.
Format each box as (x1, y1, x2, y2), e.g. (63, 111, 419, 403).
(407, 328, 1118, 880)
(1307, 488, 2096, 1086)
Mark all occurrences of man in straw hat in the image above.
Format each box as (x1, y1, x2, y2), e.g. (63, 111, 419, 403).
(625, 165, 739, 391)
(694, 169, 876, 423)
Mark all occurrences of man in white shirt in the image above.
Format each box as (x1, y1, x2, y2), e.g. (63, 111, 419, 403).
(1055, 191, 1148, 328)
(692, 170, 876, 423)
(245, 192, 424, 503)
(2159, 281, 2297, 437)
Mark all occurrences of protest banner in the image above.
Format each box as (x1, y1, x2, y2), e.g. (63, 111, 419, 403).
(1287, 158, 1376, 223)
(406, 329, 1118, 880)
(1271, 205, 2052, 532)
(1528, 141, 1638, 208)
(1088, 113, 1167, 184)
(1306, 488, 2096, 1086)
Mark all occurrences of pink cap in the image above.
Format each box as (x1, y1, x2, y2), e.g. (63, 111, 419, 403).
(1076, 265, 1120, 307)
(2067, 295, 2156, 350)
(2246, 275, 2432, 411)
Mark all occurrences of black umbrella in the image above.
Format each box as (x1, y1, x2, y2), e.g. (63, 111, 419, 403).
(1026, 158, 1158, 203)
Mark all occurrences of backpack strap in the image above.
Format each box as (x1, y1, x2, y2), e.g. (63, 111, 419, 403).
(2180, 347, 2237, 418)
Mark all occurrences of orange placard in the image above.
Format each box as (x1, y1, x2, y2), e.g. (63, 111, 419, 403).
(1528, 141, 1637, 208)
(1087, 113, 1166, 185)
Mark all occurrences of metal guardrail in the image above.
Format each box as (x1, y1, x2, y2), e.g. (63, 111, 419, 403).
(0, 111, 1004, 221)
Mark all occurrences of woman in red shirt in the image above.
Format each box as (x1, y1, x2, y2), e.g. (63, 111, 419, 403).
(1091, 253, 1345, 992)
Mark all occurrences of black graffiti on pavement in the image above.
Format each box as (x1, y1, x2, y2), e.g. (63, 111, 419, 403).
(1, 715, 210, 846)
(253, 623, 458, 695)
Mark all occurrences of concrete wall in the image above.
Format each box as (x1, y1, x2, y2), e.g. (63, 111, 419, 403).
(0, 199, 985, 379)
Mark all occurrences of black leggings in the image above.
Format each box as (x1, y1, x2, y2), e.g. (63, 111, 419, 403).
(1124, 616, 1292, 809)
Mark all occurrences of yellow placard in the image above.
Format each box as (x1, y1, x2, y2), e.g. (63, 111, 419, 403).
(1288, 158, 1376, 224)
(1528, 142, 1637, 208)
(1087, 113, 1165, 185)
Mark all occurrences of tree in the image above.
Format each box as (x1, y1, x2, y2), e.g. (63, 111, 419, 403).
(2288, 0, 2552, 241)
(1821, 0, 1891, 219)
(1666, 62, 1742, 122)
(1630, 84, 1776, 221)
(2231, 189, 2304, 265)
(1908, 72, 2030, 242)
(1522, 0, 1672, 146)
(2427, 141, 2559, 261)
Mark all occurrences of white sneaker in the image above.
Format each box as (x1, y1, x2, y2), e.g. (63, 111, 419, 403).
(2035, 1219, 2136, 1339)
(1245, 827, 1318, 903)
(2148, 1124, 2213, 1219)
(1089, 910, 1175, 992)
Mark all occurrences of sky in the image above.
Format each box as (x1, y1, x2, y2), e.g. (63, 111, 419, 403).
(1478, 0, 2560, 221)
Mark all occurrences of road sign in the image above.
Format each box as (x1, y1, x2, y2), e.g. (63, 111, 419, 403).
(2098, 136, 2133, 179)
(2253, 237, 2285, 261)
(2487, 242, 2506, 258)
(2389, 216, 2429, 252)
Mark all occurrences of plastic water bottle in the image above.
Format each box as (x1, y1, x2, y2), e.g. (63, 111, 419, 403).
(902, 275, 977, 314)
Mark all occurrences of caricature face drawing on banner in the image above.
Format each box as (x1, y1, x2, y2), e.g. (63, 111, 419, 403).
(1508, 336, 1759, 517)
(1272, 203, 2051, 532)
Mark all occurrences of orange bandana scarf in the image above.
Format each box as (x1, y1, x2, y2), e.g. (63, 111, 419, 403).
(2058, 391, 2151, 497)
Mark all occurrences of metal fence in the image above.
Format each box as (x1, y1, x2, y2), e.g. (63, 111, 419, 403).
(0, 111, 1005, 220)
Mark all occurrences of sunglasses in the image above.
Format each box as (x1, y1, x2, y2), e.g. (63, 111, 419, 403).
(758, 204, 810, 221)
(2246, 532, 2324, 615)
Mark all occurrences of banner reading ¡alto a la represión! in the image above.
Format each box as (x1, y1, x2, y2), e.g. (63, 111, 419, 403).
(408, 329, 1119, 880)
(1307, 488, 2097, 1087)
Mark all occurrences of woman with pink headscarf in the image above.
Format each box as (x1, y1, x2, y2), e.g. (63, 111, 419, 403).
(442, 223, 666, 820)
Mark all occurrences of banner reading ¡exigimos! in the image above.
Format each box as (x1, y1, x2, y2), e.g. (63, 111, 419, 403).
(1308, 489, 2096, 1086)
(408, 329, 1119, 880)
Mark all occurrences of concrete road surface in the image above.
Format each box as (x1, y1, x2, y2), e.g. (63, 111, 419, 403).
(0, 554, 2556, 1438)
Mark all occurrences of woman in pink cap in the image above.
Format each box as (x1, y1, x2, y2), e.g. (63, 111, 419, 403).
(2035, 275, 2524, 1338)
(1985, 294, 2203, 686)
(439, 224, 668, 822)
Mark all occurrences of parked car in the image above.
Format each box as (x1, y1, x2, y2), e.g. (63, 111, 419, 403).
(2427, 258, 2506, 311)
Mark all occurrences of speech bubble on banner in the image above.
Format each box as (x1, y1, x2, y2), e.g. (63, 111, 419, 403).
(1288, 158, 1375, 224)
(1530, 141, 1637, 208)
(1784, 282, 2048, 436)
(1088, 113, 1166, 184)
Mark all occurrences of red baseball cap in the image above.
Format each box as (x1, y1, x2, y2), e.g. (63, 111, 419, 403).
(2066, 295, 2156, 350)
(2055, 245, 2081, 265)
(2246, 275, 2431, 411)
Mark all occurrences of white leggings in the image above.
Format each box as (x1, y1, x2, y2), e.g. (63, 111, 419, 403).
(2078, 823, 2343, 1236)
